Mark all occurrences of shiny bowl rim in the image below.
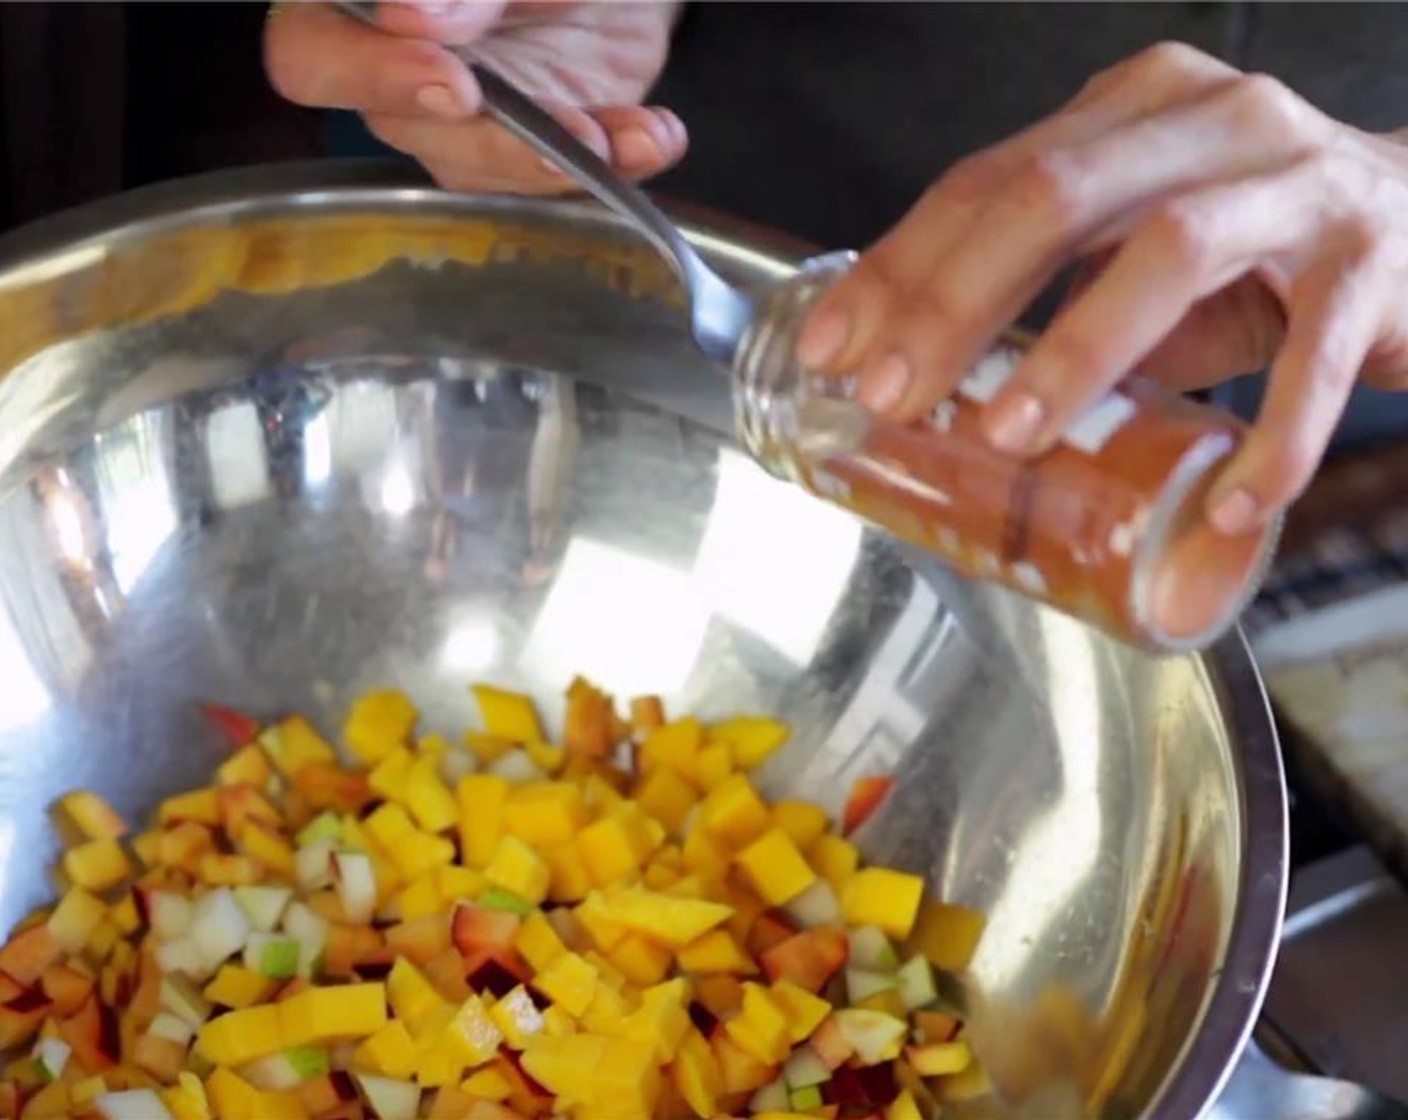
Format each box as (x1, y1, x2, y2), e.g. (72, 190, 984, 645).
(0, 160, 1288, 1119)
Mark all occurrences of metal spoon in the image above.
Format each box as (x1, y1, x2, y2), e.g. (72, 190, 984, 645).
(333, 1, 757, 363)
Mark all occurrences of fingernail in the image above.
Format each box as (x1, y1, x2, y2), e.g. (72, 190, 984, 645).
(416, 84, 464, 120)
(614, 128, 658, 167)
(859, 352, 912, 413)
(1209, 487, 1259, 535)
(796, 308, 851, 368)
(659, 109, 687, 146)
(539, 155, 565, 175)
(985, 391, 1046, 454)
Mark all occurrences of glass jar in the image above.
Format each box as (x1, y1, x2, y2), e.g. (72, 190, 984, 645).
(732, 252, 1281, 653)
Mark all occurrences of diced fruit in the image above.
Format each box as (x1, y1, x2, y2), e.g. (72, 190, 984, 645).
(245, 933, 301, 979)
(895, 955, 939, 1011)
(58, 792, 128, 841)
(331, 852, 377, 925)
(353, 1073, 420, 1120)
(677, 929, 756, 975)
(847, 968, 898, 1004)
(908, 899, 987, 972)
(189, 887, 251, 971)
(842, 776, 895, 835)
(698, 774, 771, 847)
(96, 1088, 177, 1120)
(750, 1077, 789, 1113)
(784, 879, 842, 928)
(832, 1009, 908, 1066)
(771, 979, 832, 1042)
(588, 886, 732, 948)
(809, 1016, 855, 1069)
(204, 965, 275, 1009)
(471, 685, 543, 746)
(760, 927, 848, 992)
(849, 926, 899, 971)
(484, 836, 549, 906)
(905, 1039, 973, 1077)
(159, 974, 212, 1028)
(0, 925, 61, 986)
(48, 887, 107, 955)
(148, 892, 195, 941)
(233, 885, 292, 933)
(843, 869, 925, 940)
(735, 828, 816, 906)
(709, 716, 789, 770)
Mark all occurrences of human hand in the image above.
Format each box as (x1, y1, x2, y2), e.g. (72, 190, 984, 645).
(264, 1, 687, 193)
(796, 42, 1408, 536)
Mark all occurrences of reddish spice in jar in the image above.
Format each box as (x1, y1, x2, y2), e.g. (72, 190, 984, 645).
(733, 253, 1280, 652)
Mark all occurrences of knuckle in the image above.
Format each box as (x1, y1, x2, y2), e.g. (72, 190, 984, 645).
(1134, 41, 1210, 83)
(933, 153, 1004, 209)
(1012, 153, 1087, 233)
(1144, 204, 1217, 278)
(1229, 73, 1314, 142)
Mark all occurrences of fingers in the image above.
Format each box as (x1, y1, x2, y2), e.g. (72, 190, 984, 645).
(796, 42, 1239, 377)
(1206, 246, 1383, 533)
(367, 103, 686, 193)
(265, 1, 485, 117)
(980, 165, 1318, 456)
(845, 77, 1326, 423)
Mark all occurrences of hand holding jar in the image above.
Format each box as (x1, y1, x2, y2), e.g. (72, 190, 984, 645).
(795, 41, 1408, 553)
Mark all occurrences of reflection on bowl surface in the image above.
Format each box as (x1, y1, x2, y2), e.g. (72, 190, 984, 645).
(0, 166, 1285, 1118)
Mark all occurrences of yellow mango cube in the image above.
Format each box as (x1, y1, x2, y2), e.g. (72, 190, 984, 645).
(634, 768, 698, 836)
(770, 979, 831, 1042)
(239, 823, 295, 876)
(909, 899, 987, 972)
(397, 872, 445, 922)
(809, 832, 859, 890)
(485, 835, 550, 905)
(680, 828, 731, 879)
(57, 790, 128, 841)
(353, 1020, 417, 1079)
(677, 929, 756, 975)
(461, 1066, 514, 1101)
(697, 774, 771, 847)
(62, 839, 131, 892)
(579, 805, 658, 887)
(445, 994, 505, 1067)
(639, 718, 703, 778)
(203, 965, 276, 1010)
(463, 731, 515, 766)
(708, 716, 789, 770)
(672, 1027, 723, 1119)
(344, 689, 418, 765)
(204, 1068, 260, 1120)
(605, 932, 673, 987)
(368, 747, 415, 802)
(771, 801, 829, 850)
(196, 1003, 284, 1066)
(279, 983, 387, 1047)
(842, 867, 925, 939)
(404, 755, 458, 834)
(735, 828, 816, 905)
(471, 684, 543, 745)
(365, 802, 415, 849)
(886, 1089, 924, 1120)
(691, 744, 733, 791)
(487, 986, 544, 1049)
(515, 910, 567, 972)
(618, 979, 691, 1063)
(456, 774, 508, 868)
(388, 958, 450, 1035)
(532, 952, 598, 1017)
(723, 984, 791, 1064)
(541, 842, 593, 904)
(591, 885, 733, 948)
(503, 782, 584, 847)
(436, 864, 488, 904)
(387, 828, 456, 881)
(158, 788, 222, 827)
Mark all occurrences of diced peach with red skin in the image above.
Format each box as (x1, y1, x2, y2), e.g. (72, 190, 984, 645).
(323, 926, 384, 980)
(216, 784, 280, 838)
(760, 926, 849, 993)
(59, 995, 118, 1073)
(0, 926, 61, 987)
(383, 916, 452, 967)
(843, 776, 895, 836)
(564, 682, 614, 758)
(461, 947, 530, 992)
(199, 701, 262, 749)
(452, 904, 521, 958)
(0, 989, 49, 1049)
(298, 1073, 354, 1114)
(292, 763, 374, 813)
(0, 1080, 20, 1119)
(39, 963, 93, 1017)
(745, 912, 798, 958)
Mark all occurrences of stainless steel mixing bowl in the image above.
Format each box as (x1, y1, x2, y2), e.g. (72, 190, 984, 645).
(0, 163, 1289, 1118)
